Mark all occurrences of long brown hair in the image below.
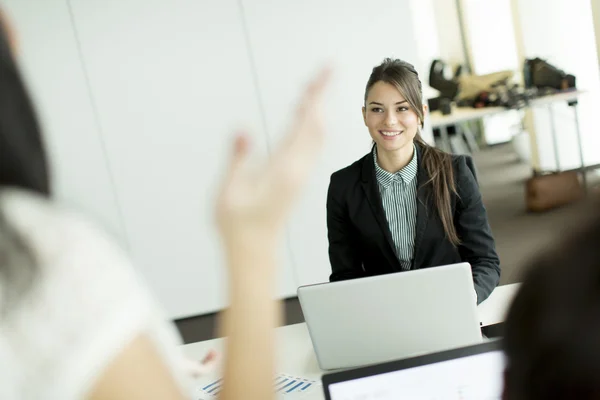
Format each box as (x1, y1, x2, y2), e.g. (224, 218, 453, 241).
(364, 58, 460, 246)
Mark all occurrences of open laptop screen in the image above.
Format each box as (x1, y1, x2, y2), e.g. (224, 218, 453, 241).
(324, 341, 505, 400)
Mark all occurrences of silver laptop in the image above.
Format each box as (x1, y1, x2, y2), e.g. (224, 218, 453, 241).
(297, 262, 482, 370)
(322, 340, 504, 400)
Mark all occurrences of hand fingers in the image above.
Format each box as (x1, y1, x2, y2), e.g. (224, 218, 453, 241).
(299, 66, 333, 110)
(201, 349, 218, 365)
(221, 132, 251, 188)
(276, 66, 333, 164)
(183, 358, 215, 378)
(182, 351, 220, 379)
(292, 66, 332, 141)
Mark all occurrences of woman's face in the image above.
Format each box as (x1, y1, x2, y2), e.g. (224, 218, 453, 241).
(362, 81, 424, 154)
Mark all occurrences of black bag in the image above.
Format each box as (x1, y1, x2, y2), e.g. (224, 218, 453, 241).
(524, 58, 576, 90)
(428, 59, 460, 100)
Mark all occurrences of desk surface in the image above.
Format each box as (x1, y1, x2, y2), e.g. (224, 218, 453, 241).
(478, 282, 520, 326)
(430, 105, 506, 128)
(182, 283, 520, 399)
(429, 90, 585, 128)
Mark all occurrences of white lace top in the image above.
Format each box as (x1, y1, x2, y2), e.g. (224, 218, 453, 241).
(0, 189, 191, 399)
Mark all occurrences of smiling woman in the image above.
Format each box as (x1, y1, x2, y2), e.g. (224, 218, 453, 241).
(326, 58, 501, 304)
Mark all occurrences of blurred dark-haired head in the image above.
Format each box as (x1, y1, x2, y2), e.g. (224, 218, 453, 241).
(503, 196, 600, 400)
(0, 12, 50, 196)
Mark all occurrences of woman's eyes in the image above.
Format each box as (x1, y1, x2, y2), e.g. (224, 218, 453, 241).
(370, 107, 409, 113)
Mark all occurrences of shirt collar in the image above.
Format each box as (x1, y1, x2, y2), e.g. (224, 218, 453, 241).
(373, 144, 418, 188)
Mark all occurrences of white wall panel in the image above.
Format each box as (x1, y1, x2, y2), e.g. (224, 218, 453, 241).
(2, 0, 126, 242)
(68, 0, 297, 318)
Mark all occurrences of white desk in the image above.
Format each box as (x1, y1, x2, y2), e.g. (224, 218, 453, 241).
(185, 324, 323, 399)
(429, 105, 506, 154)
(430, 105, 506, 129)
(182, 283, 520, 399)
(428, 90, 584, 129)
(477, 282, 520, 326)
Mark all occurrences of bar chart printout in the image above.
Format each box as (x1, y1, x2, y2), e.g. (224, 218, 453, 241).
(197, 373, 320, 399)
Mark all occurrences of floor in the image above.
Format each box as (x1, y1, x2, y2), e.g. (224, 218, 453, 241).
(175, 143, 598, 344)
(472, 144, 592, 284)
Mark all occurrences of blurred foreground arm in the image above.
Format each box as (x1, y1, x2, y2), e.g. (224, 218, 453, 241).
(85, 68, 330, 400)
(216, 68, 331, 400)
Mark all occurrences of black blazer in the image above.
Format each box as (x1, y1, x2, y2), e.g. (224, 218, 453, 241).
(326, 145, 500, 304)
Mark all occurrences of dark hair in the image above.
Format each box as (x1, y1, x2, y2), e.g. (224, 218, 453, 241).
(364, 58, 460, 245)
(0, 18, 50, 196)
(0, 15, 49, 311)
(503, 197, 600, 400)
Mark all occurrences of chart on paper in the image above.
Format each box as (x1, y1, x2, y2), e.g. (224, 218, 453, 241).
(197, 373, 320, 399)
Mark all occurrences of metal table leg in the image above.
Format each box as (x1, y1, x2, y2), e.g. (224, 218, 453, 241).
(548, 104, 561, 171)
(460, 121, 480, 153)
(440, 125, 452, 153)
(571, 102, 587, 192)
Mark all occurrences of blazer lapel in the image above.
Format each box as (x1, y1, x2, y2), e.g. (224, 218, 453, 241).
(360, 150, 402, 270)
(412, 144, 432, 269)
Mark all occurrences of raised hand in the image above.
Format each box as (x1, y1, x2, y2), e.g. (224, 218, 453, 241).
(216, 68, 332, 246)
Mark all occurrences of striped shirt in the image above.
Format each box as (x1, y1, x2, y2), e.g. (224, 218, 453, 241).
(373, 145, 418, 271)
